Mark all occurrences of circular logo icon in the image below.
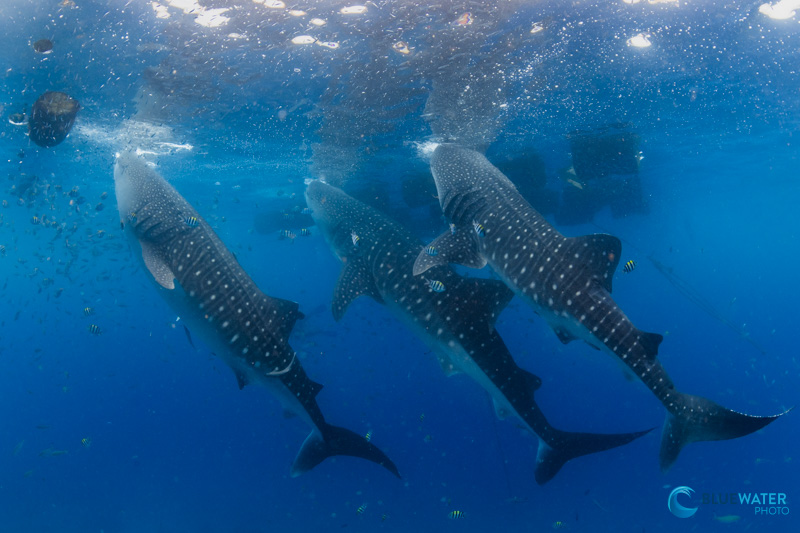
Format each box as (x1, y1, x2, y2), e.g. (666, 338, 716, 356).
(668, 486, 698, 518)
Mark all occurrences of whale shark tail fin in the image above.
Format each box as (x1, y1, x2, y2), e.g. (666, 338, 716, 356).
(660, 393, 789, 472)
(291, 424, 401, 478)
(535, 427, 654, 485)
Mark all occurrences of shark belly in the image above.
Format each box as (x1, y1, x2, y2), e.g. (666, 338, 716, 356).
(384, 297, 522, 425)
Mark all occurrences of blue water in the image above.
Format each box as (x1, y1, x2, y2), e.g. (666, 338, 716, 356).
(1, 0, 799, 531)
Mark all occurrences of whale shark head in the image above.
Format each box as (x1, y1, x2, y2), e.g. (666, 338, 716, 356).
(304, 179, 365, 260)
(113, 151, 144, 224)
(431, 144, 517, 195)
(429, 144, 520, 226)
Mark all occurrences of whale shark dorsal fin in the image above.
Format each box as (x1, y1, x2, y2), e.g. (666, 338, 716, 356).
(262, 296, 304, 341)
(638, 330, 663, 360)
(413, 229, 486, 276)
(570, 234, 621, 293)
(520, 367, 542, 391)
(140, 241, 175, 289)
(493, 368, 540, 420)
(467, 278, 514, 332)
(332, 256, 383, 321)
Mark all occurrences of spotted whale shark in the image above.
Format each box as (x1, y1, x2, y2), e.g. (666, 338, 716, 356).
(414, 144, 787, 471)
(305, 180, 651, 484)
(113, 152, 399, 478)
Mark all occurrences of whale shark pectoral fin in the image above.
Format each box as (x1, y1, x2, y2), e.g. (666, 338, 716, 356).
(234, 370, 248, 390)
(140, 241, 175, 289)
(468, 278, 514, 331)
(570, 234, 621, 293)
(553, 327, 578, 345)
(332, 256, 383, 321)
(413, 229, 486, 276)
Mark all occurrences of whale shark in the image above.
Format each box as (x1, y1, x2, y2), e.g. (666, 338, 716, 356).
(113, 152, 399, 478)
(414, 144, 787, 471)
(305, 179, 651, 484)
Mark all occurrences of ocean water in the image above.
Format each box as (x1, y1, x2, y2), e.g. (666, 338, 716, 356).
(1, 0, 799, 531)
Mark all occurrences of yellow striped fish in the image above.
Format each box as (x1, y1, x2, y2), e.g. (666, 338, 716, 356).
(426, 279, 445, 293)
(622, 260, 636, 274)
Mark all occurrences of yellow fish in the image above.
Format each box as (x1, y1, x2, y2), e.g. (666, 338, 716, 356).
(448, 510, 464, 519)
(622, 260, 636, 273)
(426, 279, 445, 293)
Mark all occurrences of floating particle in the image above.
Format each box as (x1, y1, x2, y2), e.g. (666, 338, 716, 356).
(627, 33, 652, 48)
(291, 35, 316, 45)
(340, 5, 367, 15)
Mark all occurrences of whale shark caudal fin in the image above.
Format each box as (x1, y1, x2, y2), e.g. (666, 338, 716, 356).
(535, 427, 654, 485)
(291, 423, 401, 478)
(660, 393, 790, 472)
